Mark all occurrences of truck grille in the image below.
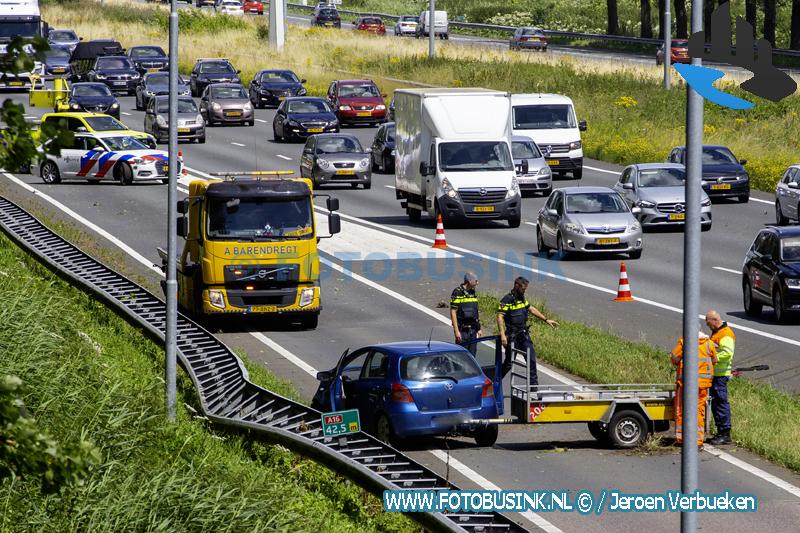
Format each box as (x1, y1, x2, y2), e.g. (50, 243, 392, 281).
(585, 225, 627, 234)
(353, 104, 373, 111)
(333, 162, 355, 169)
(538, 143, 570, 155)
(657, 202, 685, 213)
(458, 188, 507, 205)
(106, 74, 132, 80)
(140, 61, 166, 69)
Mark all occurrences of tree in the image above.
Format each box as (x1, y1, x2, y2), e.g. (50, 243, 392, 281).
(763, 0, 777, 46)
(674, 0, 688, 38)
(792, 0, 800, 49)
(640, 0, 653, 38)
(607, 0, 619, 35)
(658, 0, 666, 39)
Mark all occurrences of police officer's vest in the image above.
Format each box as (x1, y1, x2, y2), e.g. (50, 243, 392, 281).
(498, 292, 529, 335)
(451, 286, 479, 328)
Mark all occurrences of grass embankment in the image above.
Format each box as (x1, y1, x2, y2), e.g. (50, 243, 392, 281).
(47, 0, 800, 193)
(476, 294, 800, 472)
(0, 231, 413, 532)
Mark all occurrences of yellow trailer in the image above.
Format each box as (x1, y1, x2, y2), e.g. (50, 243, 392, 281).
(28, 75, 71, 112)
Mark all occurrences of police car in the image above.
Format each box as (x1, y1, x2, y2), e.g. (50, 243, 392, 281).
(38, 132, 183, 185)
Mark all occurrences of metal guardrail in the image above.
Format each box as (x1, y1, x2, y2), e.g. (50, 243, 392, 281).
(0, 195, 527, 533)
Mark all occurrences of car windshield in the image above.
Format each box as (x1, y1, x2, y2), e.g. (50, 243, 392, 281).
(199, 62, 235, 74)
(638, 168, 686, 187)
(222, 1, 241, 6)
(84, 116, 128, 131)
(50, 30, 77, 41)
(386, 126, 395, 143)
(73, 84, 111, 97)
(513, 104, 576, 129)
(157, 98, 197, 113)
(362, 18, 382, 24)
(521, 28, 544, 36)
(146, 73, 169, 85)
(207, 198, 314, 241)
(566, 192, 628, 214)
(131, 47, 165, 58)
(400, 16, 418, 22)
(46, 47, 71, 59)
(702, 147, 738, 165)
(102, 136, 148, 151)
(288, 100, 331, 113)
(512, 140, 542, 159)
(261, 70, 299, 83)
(319, 9, 337, 16)
(781, 237, 800, 261)
(439, 141, 514, 172)
(401, 351, 482, 381)
(211, 86, 247, 99)
(96, 57, 132, 70)
(316, 136, 363, 154)
(672, 40, 689, 47)
(338, 84, 380, 98)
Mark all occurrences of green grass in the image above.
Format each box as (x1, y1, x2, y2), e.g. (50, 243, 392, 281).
(0, 230, 414, 532)
(477, 294, 800, 472)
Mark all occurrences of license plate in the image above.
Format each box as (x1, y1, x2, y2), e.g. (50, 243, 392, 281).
(596, 238, 620, 245)
(227, 111, 242, 117)
(9, 81, 23, 86)
(546, 159, 559, 166)
(711, 184, 731, 190)
(113, 81, 126, 86)
(248, 305, 277, 313)
(163, 165, 168, 172)
(336, 169, 356, 175)
(147, 68, 160, 73)
(668, 213, 686, 221)
(356, 111, 371, 117)
(278, 96, 286, 101)
(325, 22, 334, 26)
(307, 127, 323, 133)
(177, 128, 190, 133)
(473, 206, 495, 212)
(53, 68, 65, 73)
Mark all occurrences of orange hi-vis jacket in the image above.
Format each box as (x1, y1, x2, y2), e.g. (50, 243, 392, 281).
(670, 336, 717, 388)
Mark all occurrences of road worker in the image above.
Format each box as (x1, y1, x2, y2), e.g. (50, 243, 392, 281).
(671, 332, 717, 447)
(705, 310, 735, 445)
(450, 272, 482, 355)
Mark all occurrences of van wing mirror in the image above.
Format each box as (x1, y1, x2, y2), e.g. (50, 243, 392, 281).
(328, 213, 341, 236)
(326, 197, 340, 212)
(177, 198, 189, 214)
(176, 216, 187, 238)
(578, 120, 587, 132)
(420, 162, 433, 176)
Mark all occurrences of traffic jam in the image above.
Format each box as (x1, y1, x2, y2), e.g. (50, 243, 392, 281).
(12, 3, 800, 455)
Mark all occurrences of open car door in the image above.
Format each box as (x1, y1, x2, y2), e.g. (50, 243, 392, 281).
(311, 347, 370, 413)
(462, 335, 504, 415)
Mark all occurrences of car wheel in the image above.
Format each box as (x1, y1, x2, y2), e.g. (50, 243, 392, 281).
(776, 201, 789, 226)
(556, 233, 570, 259)
(508, 212, 521, 228)
(536, 228, 550, 255)
(474, 424, 499, 447)
(371, 154, 379, 172)
(701, 222, 712, 232)
(247, 120, 254, 127)
(363, 179, 372, 190)
(743, 279, 762, 317)
(40, 161, 61, 184)
(608, 410, 647, 448)
(738, 194, 749, 203)
(198, 135, 206, 144)
(115, 163, 133, 185)
(375, 414, 401, 447)
(629, 249, 642, 259)
(773, 289, 788, 324)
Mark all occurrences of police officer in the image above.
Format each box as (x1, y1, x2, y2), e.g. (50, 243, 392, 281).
(450, 272, 481, 354)
(496, 276, 558, 385)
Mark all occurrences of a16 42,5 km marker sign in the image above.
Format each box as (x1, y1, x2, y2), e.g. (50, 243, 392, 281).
(321, 409, 361, 437)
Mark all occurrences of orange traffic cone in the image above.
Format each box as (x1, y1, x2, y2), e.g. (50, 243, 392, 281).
(432, 214, 448, 249)
(614, 261, 634, 302)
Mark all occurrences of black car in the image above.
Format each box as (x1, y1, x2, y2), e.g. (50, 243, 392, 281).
(272, 97, 339, 142)
(43, 45, 72, 76)
(743, 226, 800, 323)
(67, 82, 120, 118)
(370, 121, 395, 173)
(190, 58, 240, 97)
(667, 145, 750, 203)
(311, 6, 341, 27)
(135, 71, 190, 110)
(87, 56, 140, 95)
(127, 45, 169, 74)
(249, 69, 307, 108)
(69, 39, 125, 82)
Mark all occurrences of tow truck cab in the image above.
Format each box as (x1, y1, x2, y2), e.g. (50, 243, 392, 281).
(174, 175, 340, 329)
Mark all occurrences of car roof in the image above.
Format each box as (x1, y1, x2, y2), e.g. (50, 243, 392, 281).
(672, 145, 732, 150)
(337, 79, 375, 85)
(44, 111, 107, 118)
(314, 132, 359, 140)
(559, 186, 617, 194)
(96, 55, 129, 60)
(764, 226, 800, 238)
(367, 341, 466, 356)
(71, 82, 106, 87)
(634, 162, 685, 170)
(207, 82, 244, 88)
(284, 96, 325, 102)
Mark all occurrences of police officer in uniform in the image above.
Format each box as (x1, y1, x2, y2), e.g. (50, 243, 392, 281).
(496, 276, 558, 384)
(450, 272, 481, 354)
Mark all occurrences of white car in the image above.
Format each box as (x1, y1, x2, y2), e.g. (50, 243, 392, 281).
(215, 0, 244, 15)
(39, 132, 182, 185)
(394, 15, 418, 36)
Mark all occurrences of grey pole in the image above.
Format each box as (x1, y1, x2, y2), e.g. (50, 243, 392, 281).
(664, 0, 671, 88)
(681, 1, 703, 531)
(428, 0, 435, 59)
(165, 0, 179, 422)
(269, 0, 286, 49)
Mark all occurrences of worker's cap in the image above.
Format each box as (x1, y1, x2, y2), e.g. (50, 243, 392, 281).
(464, 272, 478, 283)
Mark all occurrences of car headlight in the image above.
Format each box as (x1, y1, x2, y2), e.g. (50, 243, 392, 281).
(359, 158, 370, 169)
(156, 115, 167, 127)
(537, 166, 551, 176)
(259, 87, 270, 94)
(70, 103, 80, 110)
(196, 114, 204, 124)
(701, 197, 711, 207)
(391, 149, 396, 156)
(506, 177, 520, 199)
(232, 77, 240, 83)
(208, 290, 225, 309)
(180, 88, 190, 96)
(629, 220, 641, 232)
(243, 102, 252, 111)
(111, 103, 119, 109)
(441, 177, 458, 198)
(317, 158, 330, 169)
(569, 140, 582, 150)
(787, 278, 800, 289)
(297, 88, 307, 96)
(131, 72, 140, 79)
(564, 221, 585, 234)
(376, 104, 386, 110)
(95, 73, 106, 79)
(287, 119, 300, 127)
(145, 90, 155, 96)
(339, 105, 352, 111)
(636, 200, 655, 208)
(299, 287, 316, 307)
(212, 102, 221, 111)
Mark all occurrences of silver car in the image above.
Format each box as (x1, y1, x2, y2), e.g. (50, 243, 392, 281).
(145, 95, 206, 144)
(537, 187, 643, 259)
(199, 83, 254, 126)
(512, 135, 552, 196)
(775, 164, 800, 225)
(613, 163, 712, 230)
(300, 133, 371, 189)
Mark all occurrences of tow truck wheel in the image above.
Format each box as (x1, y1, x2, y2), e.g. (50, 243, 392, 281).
(587, 421, 610, 443)
(608, 410, 647, 448)
(474, 424, 499, 447)
(299, 313, 319, 330)
(40, 161, 61, 184)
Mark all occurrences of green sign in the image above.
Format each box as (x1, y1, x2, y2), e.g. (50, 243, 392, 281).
(321, 409, 361, 437)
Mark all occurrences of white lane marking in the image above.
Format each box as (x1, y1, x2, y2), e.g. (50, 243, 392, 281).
(250, 332, 317, 377)
(185, 166, 216, 179)
(429, 450, 563, 533)
(2, 172, 161, 274)
(524, 221, 537, 227)
(255, 118, 267, 123)
(276, 154, 292, 160)
(583, 165, 618, 175)
(749, 197, 773, 205)
(704, 445, 800, 499)
(121, 112, 131, 116)
(713, 266, 740, 275)
(231, 142, 246, 147)
(385, 185, 396, 189)
(319, 207, 800, 350)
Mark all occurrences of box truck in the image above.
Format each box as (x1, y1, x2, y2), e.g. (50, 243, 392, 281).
(394, 88, 522, 227)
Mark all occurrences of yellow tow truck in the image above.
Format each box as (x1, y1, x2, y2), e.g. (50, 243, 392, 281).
(27, 74, 71, 112)
(160, 171, 341, 329)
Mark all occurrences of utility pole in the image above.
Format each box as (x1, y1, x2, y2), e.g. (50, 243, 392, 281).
(165, 0, 179, 422)
(664, 0, 672, 88)
(681, 1, 703, 531)
(269, 0, 286, 49)
(428, 0, 435, 59)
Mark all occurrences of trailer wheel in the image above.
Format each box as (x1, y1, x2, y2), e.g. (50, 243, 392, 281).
(608, 410, 647, 448)
(587, 421, 610, 444)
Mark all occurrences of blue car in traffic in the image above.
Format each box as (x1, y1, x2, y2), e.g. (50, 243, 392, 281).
(312, 338, 504, 447)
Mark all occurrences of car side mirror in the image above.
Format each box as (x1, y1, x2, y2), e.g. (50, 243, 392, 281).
(631, 206, 642, 214)
(546, 208, 558, 217)
(622, 182, 634, 190)
(578, 120, 587, 132)
(316, 370, 332, 381)
(739, 159, 747, 165)
(381, 93, 387, 98)
(301, 78, 307, 83)
(91, 145, 106, 152)
(79, 37, 84, 41)
(176, 216, 187, 238)
(177, 198, 189, 214)
(326, 197, 339, 211)
(236, 70, 241, 74)
(76, 126, 87, 132)
(788, 181, 799, 189)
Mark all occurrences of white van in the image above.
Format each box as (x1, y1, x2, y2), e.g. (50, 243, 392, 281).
(417, 10, 448, 39)
(510, 94, 586, 179)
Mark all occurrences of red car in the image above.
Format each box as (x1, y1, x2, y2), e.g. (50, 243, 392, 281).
(326, 79, 387, 126)
(242, 0, 263, 15)
(354, 16, 386, 35)
(656, 39, 690, 65)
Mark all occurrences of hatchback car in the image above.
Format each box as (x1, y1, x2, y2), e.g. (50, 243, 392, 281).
(370, 121, 395, 174)
(776, 164, 800, 225)
(667, 145, 750, 202)
(537, 187, 643, 259)
(127, 45, 169, 74)
(48, 29, 81, 53)
(43, 45, 73, 77)
(87, 56, 140, 95)
(743, 227, 800, 323)
(300, 133, 371, 188)
(135, 71, 190, 111)
(272, 97, 338, 142)
(394, 15, 419, 36)
(656, 39, 690, 65)
(311, 5, 341, 27)
(242, 0, 263, 14)
(67, 82, 120, 118)
(509, 27, 548, 51)
(511, 135, 551, 196)
(200, 83, 254, 126)
(311, 339, 503, 447)
(190, 58, 241, 97)
(249, 69, 307, 108)
(355, 16, 386, 35)
(613, 163, 712, 230)
(214, 0, 244, 15)
(327, 79, 387, 126)
(145, 95, 205, 144)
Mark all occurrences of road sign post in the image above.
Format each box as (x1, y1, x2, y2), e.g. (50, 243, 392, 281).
(321, 409, 361, 437)
(664, 1, 672, 88)
(428, 0, 435, 59)
(269, 0, 286, 49)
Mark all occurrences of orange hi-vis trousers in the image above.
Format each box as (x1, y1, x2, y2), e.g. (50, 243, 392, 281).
(675, 384, 709, 445)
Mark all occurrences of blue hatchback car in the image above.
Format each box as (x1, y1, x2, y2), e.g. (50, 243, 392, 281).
(312, 338, 504, 447)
